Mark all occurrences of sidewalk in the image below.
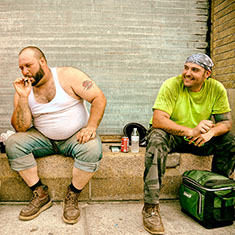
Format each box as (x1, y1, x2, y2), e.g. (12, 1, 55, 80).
(0, 200, 234, 235)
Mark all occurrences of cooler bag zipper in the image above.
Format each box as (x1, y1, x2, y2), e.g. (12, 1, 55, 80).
(182, 183, 203, 215)
(182, 176, 235, 192)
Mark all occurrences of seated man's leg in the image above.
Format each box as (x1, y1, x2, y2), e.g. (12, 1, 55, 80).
(5, 127, 55, 220)
(57, 133, 102, 224)
(211, 132, 235, 177)
(143, 128, 174, 235)
(201, 132, 235, 219)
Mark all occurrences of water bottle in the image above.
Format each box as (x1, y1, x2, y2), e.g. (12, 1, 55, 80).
(131, 128, 139, 153)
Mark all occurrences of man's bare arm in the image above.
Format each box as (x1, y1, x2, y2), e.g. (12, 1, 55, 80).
(11, 94, 32, 132)
(152, 109, 216, 138)
(189, 112, 232, 147)
(152, 110, 193, 136)
(210, 112, 232, 137)
(66, 68, 107, 143)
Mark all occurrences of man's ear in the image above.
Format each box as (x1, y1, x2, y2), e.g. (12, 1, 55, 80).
(205, 70, 211, 79)
(39, 57, 46, 67)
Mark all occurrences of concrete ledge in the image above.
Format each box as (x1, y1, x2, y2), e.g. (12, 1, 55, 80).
(0, 144, 213, 202)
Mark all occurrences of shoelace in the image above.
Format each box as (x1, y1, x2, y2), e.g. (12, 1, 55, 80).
(65, 192, 78, 206)
(31, 191, 39, 200)
(151, 211, 157, 216)
(27, 190, 40, 207)
(148, 205, 159, 216)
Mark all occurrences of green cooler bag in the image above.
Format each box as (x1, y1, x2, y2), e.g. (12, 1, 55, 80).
(179, 170, 235, 229)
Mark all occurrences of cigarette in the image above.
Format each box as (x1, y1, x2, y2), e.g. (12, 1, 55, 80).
(23, 78, 29, 86)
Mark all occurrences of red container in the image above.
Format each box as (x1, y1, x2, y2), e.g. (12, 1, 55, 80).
(121, 137, 129, 152)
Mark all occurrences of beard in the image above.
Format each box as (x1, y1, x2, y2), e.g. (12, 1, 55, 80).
(31, 65, 45, 86)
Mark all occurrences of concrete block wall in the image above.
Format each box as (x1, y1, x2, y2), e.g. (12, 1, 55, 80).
(210, 0, 235, 133)
(0, 0, 210, 135)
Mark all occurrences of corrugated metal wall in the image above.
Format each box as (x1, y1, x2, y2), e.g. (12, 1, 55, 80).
(0, 0, 209, 135)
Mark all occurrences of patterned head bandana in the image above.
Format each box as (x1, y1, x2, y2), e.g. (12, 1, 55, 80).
(185, 53, 214, 71)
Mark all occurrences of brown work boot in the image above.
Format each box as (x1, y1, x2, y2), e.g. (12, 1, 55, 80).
(63, 186, 80, 224)
(19, 185, 52, 221)
(142, 203, 165, 234)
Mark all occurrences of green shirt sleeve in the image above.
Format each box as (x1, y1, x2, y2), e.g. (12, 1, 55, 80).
(211, 80, 230, 114)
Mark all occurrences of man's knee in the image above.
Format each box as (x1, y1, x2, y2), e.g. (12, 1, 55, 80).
(214, 132, 235, 149)
(73, 137, 102, 172)
(5, 131, 51, 171)
(147, 128, 169, 145)
(5, 132, 27, 159)
(146, 128, 170, 156)
(73, 136, 102, 161)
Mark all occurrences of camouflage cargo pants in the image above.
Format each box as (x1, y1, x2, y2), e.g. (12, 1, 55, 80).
(144, 128, 235, 204)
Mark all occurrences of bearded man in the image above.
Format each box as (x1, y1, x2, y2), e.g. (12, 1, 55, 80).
(6, 46, 106, 224)
(142, 53, 235, 234)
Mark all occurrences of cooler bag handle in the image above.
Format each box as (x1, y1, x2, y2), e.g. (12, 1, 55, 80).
(218, 190, 235, 200)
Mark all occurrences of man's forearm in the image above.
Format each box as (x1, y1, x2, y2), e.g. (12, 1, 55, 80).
(11, 98, 32, 132)
(87, 96, 106, 129)
(208, 121, 231, 137)
(152, 118, 192, 136)
(211, 113, 233, 137)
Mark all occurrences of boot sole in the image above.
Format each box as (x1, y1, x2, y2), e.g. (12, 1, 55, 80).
(62, 201, 80, 224)
(19, 200, 52, 221)
(143, 223, 165, 235)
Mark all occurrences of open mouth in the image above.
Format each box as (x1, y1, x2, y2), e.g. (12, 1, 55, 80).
(185, 78, 193, 82)
(184, 76, 195, 82)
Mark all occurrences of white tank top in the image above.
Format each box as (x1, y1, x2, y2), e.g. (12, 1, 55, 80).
(28, 67, 89, 140)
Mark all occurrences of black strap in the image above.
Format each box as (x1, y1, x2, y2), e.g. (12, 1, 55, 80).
(204, 192, 214, 223)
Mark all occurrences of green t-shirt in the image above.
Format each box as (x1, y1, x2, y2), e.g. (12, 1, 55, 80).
(150, 75, 231, 128)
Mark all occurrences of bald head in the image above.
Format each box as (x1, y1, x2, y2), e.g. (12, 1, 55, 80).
(19, 46, 47, 62)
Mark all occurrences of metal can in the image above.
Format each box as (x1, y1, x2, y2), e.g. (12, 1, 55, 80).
(121, 137, 129, 152)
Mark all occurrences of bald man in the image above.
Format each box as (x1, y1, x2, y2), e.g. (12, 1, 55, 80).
(6, 46, 106, 224)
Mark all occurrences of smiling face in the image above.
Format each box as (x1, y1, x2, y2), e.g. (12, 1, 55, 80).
(182, 62, 211, 92)
(18, 49, 45, 86)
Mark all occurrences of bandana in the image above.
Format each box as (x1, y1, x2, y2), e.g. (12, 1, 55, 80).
(185, 53, 214, 71)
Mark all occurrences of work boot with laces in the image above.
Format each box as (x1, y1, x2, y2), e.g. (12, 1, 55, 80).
(63, 186, 80, 224)
(19, 185, 52, 221)
(142, 203, 165, 234)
